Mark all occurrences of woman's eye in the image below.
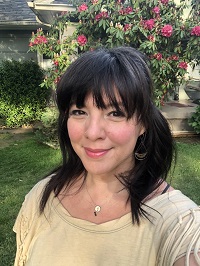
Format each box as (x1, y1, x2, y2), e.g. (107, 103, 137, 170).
(69, 109, 86, 116)
(107, 110, 126, 121)
(109, 110, 126, 117)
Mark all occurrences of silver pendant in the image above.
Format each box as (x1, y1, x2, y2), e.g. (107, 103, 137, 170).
(94, 205, 101, 216)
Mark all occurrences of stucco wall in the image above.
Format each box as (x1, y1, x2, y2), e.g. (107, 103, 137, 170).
(0, 30, 37, 61)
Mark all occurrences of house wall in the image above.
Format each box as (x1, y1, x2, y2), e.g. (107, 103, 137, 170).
(0, 30, 37, 61)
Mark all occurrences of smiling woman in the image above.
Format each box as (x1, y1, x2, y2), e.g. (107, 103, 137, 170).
(67, 95, 145, 179)
(13, 47, 200, 266)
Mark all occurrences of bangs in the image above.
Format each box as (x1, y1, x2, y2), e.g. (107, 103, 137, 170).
(57, 47, 152, 121)
(69, 74, 136, 118)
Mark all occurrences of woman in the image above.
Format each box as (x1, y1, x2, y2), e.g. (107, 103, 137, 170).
(14, 47, 200, 266)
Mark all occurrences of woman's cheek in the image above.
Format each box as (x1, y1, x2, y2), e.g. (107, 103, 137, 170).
(67, 120, 82, 141)
(107, 127, 137, 144)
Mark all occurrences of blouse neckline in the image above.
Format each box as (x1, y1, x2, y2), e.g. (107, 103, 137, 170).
(50, 189, 182, 232)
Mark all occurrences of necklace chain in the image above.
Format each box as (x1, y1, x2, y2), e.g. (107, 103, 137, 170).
(85, 183, 114, 216)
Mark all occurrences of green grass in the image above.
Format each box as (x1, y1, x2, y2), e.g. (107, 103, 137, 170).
(0, 133, 200, 265)
(0, 133, 61, 265)
(169, 139, 200, 204)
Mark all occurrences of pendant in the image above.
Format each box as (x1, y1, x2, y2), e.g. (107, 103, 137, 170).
(94, 205, 101, 216)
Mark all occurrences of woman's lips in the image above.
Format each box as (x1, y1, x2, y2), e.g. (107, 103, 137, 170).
(84, 148, 110, 158)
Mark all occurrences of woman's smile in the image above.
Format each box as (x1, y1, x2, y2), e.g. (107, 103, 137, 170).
(84, 147, 112, 159)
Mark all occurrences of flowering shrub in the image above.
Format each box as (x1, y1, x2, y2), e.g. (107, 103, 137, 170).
(29, 0, 200, 106)
(29, 14, 78, 88)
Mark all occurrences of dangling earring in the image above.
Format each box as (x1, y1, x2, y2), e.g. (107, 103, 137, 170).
(135, 133, 147, 160)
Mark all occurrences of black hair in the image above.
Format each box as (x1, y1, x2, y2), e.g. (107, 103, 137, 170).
(40, 46, 175, 224)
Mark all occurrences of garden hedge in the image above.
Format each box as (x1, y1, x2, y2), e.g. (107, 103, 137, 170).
(0, 60, 50, 127)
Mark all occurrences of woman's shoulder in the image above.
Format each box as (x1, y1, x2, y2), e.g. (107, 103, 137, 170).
(148, 190, 198, 213)
(147, 190, 200, 265)
(146, 189, 200, 227)
(26, 175, 52, 199)
(21, 175, 54, 214)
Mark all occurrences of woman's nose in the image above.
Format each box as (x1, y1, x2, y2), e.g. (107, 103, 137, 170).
(84, 116, 106, 140)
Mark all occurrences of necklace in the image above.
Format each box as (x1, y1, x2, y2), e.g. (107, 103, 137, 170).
(85, 183, 114, 216)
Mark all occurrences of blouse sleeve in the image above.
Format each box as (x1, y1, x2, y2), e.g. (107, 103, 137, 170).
(13, 196, 30, 266)
(13, 177, 50, 266)
(158, 207, 200, 266)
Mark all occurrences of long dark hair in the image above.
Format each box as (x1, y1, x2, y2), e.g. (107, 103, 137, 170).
(40, 46, 175, 224)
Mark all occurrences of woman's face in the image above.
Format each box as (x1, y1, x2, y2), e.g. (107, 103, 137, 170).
(67, 94, 145, 178)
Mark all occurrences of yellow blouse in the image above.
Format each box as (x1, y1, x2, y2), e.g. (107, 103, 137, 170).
(13, 178, 200, 266)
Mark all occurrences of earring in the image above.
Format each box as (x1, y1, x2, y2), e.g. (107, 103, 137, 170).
(135, 133, 147, 160)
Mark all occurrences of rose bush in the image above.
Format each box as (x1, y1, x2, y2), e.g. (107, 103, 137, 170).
(29, 0, 200, 106)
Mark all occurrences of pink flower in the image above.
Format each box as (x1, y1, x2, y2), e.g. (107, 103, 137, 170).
(144, 19, 155, 30)
(160, 0, 169, 4)
(120, 7, 133, 15)
(152, 6, 160, 14)
(78, 3, 88, 12)
(125, 6, 133, 14)
(29, 42, 34, 47)
(95, 11, 109, 21)
(161, 24, 173, 37)
(32, 35, 48, 45)
(191, 26, 200, 36)
(171, 55, 179, 61)
(147, 35, 155, 42)
(154, 53, 163, 60)
(178, 62, 188, 70)
(124, 24, 132, 31)
(95, 13, 101, 21)
(77, 35, 87, 46)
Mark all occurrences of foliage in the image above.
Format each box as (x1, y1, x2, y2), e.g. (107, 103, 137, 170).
(29, 0, 199, 106)
(34, 106, 59, 148)
(188, 105, 200, 134)
(0, 60, 50, 127)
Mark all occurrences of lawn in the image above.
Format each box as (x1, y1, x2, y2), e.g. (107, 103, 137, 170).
(0, 132, 61, 265)
(0, 132, 200, 265)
